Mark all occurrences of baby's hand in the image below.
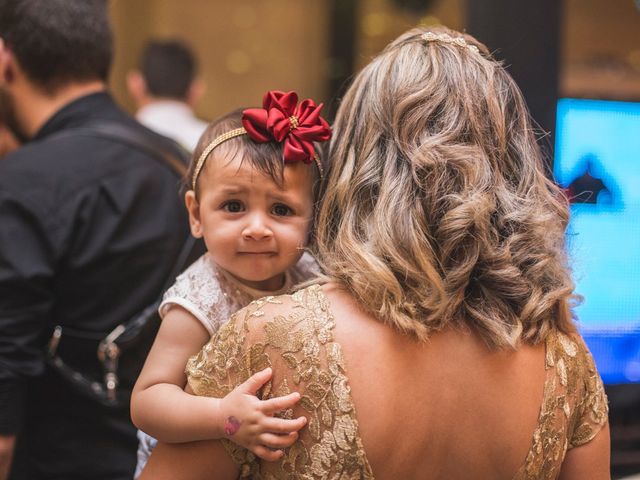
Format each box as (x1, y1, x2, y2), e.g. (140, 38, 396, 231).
(219, 367, 307, 461)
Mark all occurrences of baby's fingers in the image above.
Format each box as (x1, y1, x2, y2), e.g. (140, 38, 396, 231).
(263, 416, 308, 435)
(236, 367, 273, 396)
(261, 392, 301, 414)
(252, 445, 284, 462)
(259, 432, 299, 450)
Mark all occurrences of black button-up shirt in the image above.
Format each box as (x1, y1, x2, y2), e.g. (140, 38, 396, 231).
(0, 92, 190, 479)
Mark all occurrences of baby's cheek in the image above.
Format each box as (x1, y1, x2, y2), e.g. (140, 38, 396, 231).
(208, 221, 240, 240)
(291, 220, 312, 247)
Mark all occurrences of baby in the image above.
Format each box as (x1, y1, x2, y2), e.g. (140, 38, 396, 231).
(131, 90, 330, 475)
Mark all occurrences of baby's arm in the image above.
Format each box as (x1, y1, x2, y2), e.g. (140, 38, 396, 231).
(131, 307, 305, 459)
(131, 306, 224, 442)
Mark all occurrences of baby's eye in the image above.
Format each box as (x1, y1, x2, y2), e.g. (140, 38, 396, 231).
(222, 200, 244, 213)
(272, 204, 293, 217)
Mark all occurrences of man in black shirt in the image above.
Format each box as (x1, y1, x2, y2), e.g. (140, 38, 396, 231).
(0, 1, 191, 478)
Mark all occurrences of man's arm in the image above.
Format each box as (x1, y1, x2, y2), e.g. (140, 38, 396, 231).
(0, 435, 15, 480)
(0, 185, 57, 473)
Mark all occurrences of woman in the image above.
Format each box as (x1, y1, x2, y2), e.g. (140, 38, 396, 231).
(141, 26, 610, 479)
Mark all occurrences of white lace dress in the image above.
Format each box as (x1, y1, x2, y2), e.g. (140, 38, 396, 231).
(134, 252, 319, 478)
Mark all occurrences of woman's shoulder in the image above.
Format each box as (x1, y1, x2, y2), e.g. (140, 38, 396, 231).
(238, 283, 325, 311)
(543, 329, 609, 448)
(545, 330, 603, 383)
(232, 284, 332, 343)
(187, 284, 373, 479)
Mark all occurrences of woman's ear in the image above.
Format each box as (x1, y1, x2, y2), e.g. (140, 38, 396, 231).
(185, 190, 203, 238)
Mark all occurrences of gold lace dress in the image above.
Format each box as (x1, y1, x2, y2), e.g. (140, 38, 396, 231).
(186, 285, 608, 480)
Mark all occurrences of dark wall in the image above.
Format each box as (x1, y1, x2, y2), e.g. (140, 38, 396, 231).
(466, 0, 561, 172)
(327, 0, 358, 119)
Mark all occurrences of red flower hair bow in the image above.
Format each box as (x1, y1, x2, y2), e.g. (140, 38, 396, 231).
(242, 90, 331, 164)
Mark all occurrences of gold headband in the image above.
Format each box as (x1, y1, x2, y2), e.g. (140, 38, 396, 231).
(191, 128, 324, 190)
(421, 31, 480, 54)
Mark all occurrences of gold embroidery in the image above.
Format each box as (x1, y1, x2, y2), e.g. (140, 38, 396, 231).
(514, 331, 609, 479)
(186, 286, 608, 479)
(186, 285, 374, 479)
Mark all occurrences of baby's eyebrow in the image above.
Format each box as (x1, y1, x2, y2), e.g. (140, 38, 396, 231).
(268, 191, 305, 206)
(216, 185, 249, 195)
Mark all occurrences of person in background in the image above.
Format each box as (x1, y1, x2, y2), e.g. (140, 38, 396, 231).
(0, 89, 20, 158)
(141, 26, 610, 480)
(127, 39, 208, 152)
(0, 1, 190, 479)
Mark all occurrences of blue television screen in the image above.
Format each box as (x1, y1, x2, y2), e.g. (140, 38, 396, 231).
(554, 98, 640, 384)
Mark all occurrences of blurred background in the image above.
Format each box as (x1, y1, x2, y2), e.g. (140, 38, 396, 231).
(109, 0, 640, 119)
(108, 0, 640, 476)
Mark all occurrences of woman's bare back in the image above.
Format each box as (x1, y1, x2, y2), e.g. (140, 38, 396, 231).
(327, 284, 547, 479)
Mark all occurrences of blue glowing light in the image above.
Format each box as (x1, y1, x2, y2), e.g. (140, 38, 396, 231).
(554, 98, 640, 384)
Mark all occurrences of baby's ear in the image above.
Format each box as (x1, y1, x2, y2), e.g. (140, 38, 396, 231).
(184, 190, 203, 238)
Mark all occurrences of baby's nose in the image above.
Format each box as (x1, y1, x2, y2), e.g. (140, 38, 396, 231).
(242, 213, 273, 240)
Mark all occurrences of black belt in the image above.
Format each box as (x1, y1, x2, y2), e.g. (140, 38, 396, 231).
(46, 301, 161, 408)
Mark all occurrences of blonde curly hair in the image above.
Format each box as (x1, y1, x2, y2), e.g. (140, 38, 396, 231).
(315, 26, 577, 348)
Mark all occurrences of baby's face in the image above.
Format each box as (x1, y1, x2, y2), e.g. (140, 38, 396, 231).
(186, 155, 314, 291)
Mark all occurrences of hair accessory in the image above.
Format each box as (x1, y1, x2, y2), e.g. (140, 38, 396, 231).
(191, 90, 330, 190)
(421, 31, 480, 54)
(242, 90, 331, 164)
(191, 128, 246, 188)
